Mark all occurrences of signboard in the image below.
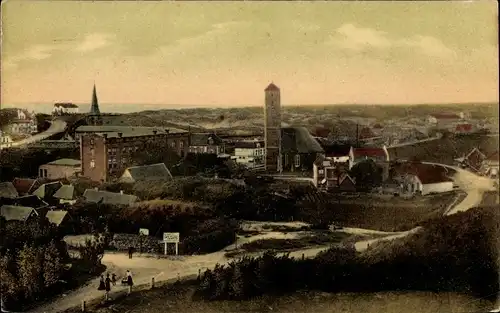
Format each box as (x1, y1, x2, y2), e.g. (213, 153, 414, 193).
(163, 232, 180, 243)
(139, 228, 149, 236)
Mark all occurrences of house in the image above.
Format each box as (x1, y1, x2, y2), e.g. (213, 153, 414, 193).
(53, 185, 78, 205)
(12, 178, 43, 196)
(482, 151, 499, 178)
(45, 210, 71, 228)
(392, 162, 454, 195)
(188, 133, 225, 155)
(32, 181, 63, 203)
(427, 113, 463, 129)
(0, 182, 19, 199)
(39, 159, 81, 180)
(231, 140, 265, 168)
(280, 127, 324, 172)
(338, 173, 356, 192)
(78, 126, 189, 182)
(83, 189, 138, 206)
(349, 146, 390, 180)
(0, 131, 13, 149)
(52, 103, 79, 115)
(312, 150, 350, 189)
(455, 147, 486, 172)
(119, 163, 173, 183)
(0, 205, 39, 222)
(2, 109, 38, 135)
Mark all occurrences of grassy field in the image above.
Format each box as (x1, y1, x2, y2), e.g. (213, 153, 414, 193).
(68, 281, 494, 313)
(329, 192, 461, 232)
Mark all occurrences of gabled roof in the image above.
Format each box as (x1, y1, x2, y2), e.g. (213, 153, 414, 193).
(0, 182, 19, 199)
(281, 127, 324, 154)
(0, 205, 38, 222)
(32, 181, 63, 199)
(352, 147, 386, 157)
(53, 185, 77, 200)
(465, 147, 486, 160)
(121, 163, 173, 182)
(12, 178, 41, 195)
(83, 189, 138, 206)
(45, 159, 81, 167)
(339, 173, 355, 186)
(265, 83, 280, 91)
(45, 210, 69, 226)
(1, 195, 49, 209)
(190, 133, 224, 146)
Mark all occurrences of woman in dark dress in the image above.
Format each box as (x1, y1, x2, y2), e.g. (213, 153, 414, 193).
(111, 273, 117, 286)
(97, 275, 105, 291)
(126, 270, 134, 286)
(105, 274, 111, 300)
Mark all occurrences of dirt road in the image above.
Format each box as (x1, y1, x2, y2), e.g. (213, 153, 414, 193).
(7, 119, 67, 148)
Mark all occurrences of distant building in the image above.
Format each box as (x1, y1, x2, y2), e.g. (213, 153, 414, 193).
(264, 83, 282, 172)
(79, 126, 189, 182)
(188, 133, 225, 155)
(32, 181, 63, 203)
(427, 113, 464, 129)
(482, 151, 499, 178)
(119, 163, 173, 183)
(313, 154, 350, 190)
(39, 159, 81, 180)
(87, 84, 103, 126)
(2, 109, 37, 135)
(11, 178, 43, 196)
(280, 127, 324, 172)
(349, 146, 390, 181)
(53, 185, 78, 205)
(231, 140, 265, 168)
(53, 103, 79, 115)
(0, 205, 39, 222)
(0, 131, 13, 148)
(454, 123, 475, 135)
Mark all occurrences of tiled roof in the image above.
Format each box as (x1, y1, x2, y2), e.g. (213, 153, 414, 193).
(393, 162, 452, 184)
(83, 189, 138, 206)
(46, 159, 81, 167)
(0, 205, 37, 222)
(456, 124, 473, 132)
(121, 163, 173, 182)
(190, 133, 224, 146)
(265, 83, 280, 91)
(352, 147, 386, 157)
(12, 178, 39, 195)
(32, 181, 63, 199)
(0, 182, 19, 199)
(45, 210, 69, 226)
(281, 127, 324, 154)
(53, 185, 76, 200)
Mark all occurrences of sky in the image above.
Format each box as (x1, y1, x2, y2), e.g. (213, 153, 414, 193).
(1, 1, 499, 112)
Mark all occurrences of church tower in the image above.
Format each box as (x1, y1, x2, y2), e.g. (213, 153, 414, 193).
(87, 83, 103, 126)
(264, 83, 282, 172)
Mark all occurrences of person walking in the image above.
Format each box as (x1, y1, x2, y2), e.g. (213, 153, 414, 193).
(105, 274, 112, 301)
(111, 273, 117, 286)
(126, 270, 134, 295)
(97, 275, 105, 291)
(128, 246, 134, 259)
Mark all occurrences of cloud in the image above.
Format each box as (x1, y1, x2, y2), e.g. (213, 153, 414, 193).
(2, 44, 57, 70)
(328, 23, 456, 59)
(74, 33, 114, 52)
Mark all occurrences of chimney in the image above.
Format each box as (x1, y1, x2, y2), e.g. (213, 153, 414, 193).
(120, 190, 123, 195)
(153, 130, 158, 135)
(118, 132, 123, 138)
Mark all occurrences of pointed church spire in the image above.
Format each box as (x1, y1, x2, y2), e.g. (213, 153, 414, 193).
(90, 83, 100, 115)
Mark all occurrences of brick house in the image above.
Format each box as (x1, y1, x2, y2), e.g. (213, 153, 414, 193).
(454, 123, 474, 135)
(280, 127, 324, 173)
(188, 133, 225, 155)
(231, 140, 265, 168)
(79, 126, 189, 182)
(349, 146, 390, 180)
(39, 159, 81, 180)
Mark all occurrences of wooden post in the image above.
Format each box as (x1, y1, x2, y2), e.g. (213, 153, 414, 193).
(164, 242, 167, 255)
(81, 300, 86, 312)
(198, 268, 201, 279)
(151, 277, 155, 289)
(175, 242, 178, 256)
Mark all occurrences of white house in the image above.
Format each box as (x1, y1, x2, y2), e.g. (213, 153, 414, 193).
(231, 140, 265, 168)
(0, 131, 13, 148)
(3, 110, 37, 135)
(53, 103, 79, 115)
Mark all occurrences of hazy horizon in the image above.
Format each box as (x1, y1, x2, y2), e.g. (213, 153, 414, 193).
(2, 1, 498, 108)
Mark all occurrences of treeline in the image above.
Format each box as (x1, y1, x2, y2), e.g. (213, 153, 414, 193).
(195, 205, 499, 301)
(0, 217, 106, 311)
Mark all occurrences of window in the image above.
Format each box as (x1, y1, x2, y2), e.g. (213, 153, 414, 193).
(39, 169, 44, 177)
(90, 160, 95, 168)
(180, 141, 184, 149)
(90, 148, 95, 157)
(319, 169, 324, 175)
(171, 141, 176, 149)
(294, 155, 300, 168)
(204, 146, 208, 153)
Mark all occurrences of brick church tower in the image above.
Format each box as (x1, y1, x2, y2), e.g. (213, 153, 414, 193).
(264, 83, 282, 172)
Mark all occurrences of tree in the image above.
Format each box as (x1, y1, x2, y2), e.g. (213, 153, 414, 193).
(18, 244, 44, 300)
(77, 234, 107, 274)
(349, 159, 383, 191)
(43, 241, 64, 288)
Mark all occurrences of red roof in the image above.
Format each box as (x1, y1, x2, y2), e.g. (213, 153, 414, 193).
(352, 147, 386, 157)
(393, 162, 452, 184)
(456, 124, 472, 132)
(265, 83, 280, 92)
(431, 113, 460, 119)
(12, 178, 37, 195)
